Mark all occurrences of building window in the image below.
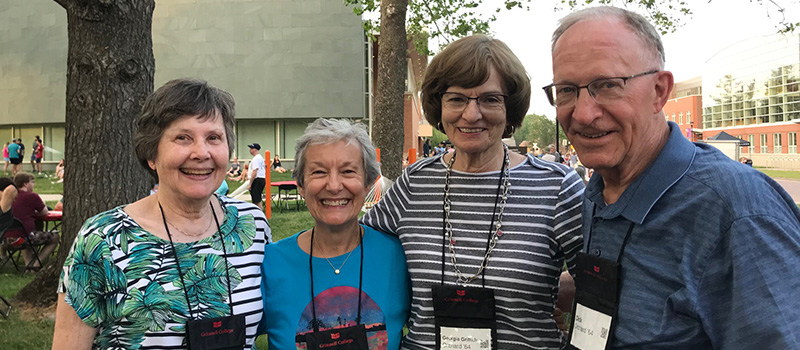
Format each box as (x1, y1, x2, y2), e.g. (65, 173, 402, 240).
(679, 112, 683, 124)
(687, 111, 691, 124)
(789, 132, 797, 154)
(761, 134, 768, 153)
(774, 133, 782, 154)
(748, 135, 755, 153)
(672, 113, 675, 122)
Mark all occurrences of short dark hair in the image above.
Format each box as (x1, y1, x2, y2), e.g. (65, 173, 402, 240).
(133, 78, 236, 181)
(13, 172, 34, 188)
(0, 177, 15, 191)
(421, 34, 531, 138)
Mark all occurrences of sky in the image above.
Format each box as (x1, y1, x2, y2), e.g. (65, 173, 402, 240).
(440, 0, 800, 119)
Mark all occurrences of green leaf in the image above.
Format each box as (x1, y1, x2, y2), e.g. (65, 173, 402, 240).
(123, 282, 173, 332)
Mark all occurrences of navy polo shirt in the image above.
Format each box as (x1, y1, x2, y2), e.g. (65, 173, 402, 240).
(583, 122, 800, 349)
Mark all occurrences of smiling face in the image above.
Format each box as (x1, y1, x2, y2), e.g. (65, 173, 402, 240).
(298, 141, 368, 232)
(148, 114, 229, 203)
(552, 18, 670, 175)
(441, 67, 508, 157)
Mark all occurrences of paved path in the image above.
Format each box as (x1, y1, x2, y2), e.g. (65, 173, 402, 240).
(774, 178, 800, 204)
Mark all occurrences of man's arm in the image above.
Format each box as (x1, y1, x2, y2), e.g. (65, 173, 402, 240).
(35, 194, 49, 216)
(697, 214, 800, 349)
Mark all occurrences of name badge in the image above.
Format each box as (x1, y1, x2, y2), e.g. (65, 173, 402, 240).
(433, 286, 497, 350)
(185, 314, 246, 350)
(567, 252, 621, 350)
(304, 324, 369, 350)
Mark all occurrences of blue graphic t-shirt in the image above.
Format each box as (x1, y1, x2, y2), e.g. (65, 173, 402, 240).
(260, 225, 410, 349)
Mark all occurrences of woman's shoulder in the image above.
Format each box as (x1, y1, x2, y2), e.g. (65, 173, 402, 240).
(78, 206, 131, 238)
(219, 195, 266, 218)
(402, 154, 445, 177)
(516, 154, 575, 177)
(363, 225, 402, 250)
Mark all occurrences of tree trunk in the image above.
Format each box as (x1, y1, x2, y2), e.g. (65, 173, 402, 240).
(373, 0, 407, 181)
(16, 0, 153, 307)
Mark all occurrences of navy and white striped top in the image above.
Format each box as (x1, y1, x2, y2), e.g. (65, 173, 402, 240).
(361, 154, 584, 349)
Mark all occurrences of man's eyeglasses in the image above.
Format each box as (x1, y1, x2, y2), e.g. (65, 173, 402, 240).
(542, 70, 659, 108)
(440, 92, 507, 113)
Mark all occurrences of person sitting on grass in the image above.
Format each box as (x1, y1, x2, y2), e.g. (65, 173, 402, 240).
(227, 156, 242, 177)
(272, 154, 287, 173)
(54, 159, 65, 183)
(10, 172, 58, 271)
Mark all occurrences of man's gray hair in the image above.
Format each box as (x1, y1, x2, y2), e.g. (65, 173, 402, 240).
(552, 6, 665, 69)
(293, 118, 380, 188)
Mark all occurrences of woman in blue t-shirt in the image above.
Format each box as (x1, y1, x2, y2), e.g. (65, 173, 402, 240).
(260, 118, 410, 350)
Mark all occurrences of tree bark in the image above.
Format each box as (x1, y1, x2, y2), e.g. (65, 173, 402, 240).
(373, 0, 408, 181)
(16, 0, 153, 307)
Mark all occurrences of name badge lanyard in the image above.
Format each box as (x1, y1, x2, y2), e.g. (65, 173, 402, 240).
(567, 204, 635, 350)
(433, 146, 509, 350)
(306, 226, 368, 349)
(159, 201, 245, 350)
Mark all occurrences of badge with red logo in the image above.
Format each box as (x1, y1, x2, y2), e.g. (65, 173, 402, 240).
(594, 266, 600, 273)
(456, 290, 466, 296)
(212, 321, 222, 328)
(331, 333, 340, 340)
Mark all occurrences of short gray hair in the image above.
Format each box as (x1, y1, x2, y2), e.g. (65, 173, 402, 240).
(552, 6, 665, 69)
(293, 118, 380, 188)
(133, 78, 236, 181)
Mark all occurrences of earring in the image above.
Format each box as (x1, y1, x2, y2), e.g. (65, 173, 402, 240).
(437, 122, 443, 132)
(506, 125, 515, 135)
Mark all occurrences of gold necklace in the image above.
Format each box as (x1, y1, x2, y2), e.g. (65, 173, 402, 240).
(314, 228, 361, 275)
(166, 212, 214, 237)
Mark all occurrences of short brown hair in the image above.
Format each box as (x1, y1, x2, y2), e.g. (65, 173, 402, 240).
(13, 172, 34, 188)
(133, 78, 236, 181)
(421, 34, 531, 138)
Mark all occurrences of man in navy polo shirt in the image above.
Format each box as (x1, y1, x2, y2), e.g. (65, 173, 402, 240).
(546, 6, 800, 349)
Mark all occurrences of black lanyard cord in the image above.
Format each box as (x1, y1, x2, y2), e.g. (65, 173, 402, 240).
(159, 199, 233, 320)
(587, 204, 636, 265)
(309, 226, 364, 332)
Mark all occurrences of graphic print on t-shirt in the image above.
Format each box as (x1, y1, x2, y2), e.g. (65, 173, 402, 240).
(295, 286, 388, 349)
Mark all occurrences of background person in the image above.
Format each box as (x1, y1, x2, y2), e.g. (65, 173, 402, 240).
(7, 139, 20, 175)
(227, 156, 242, 177)
(34, 138, 44, 173)
(362, 34, 584, 349)
(52, 78, 271, 350)
(547, 6, 800, 349)
(260, 118, 410, 350)
(54, 159, 65, 183)
(0, 177, 18, 263)
(271, 154, 287, 173)
(247, 143, 266, 210)
(11, 172, 58, 271)
(3, 142, 9, 174)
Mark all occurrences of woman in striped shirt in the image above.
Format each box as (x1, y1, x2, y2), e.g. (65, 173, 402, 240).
(362, 34, 585, 350)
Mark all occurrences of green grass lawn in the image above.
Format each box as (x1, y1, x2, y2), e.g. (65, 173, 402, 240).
(755, 167, 800, 181)
(0, 170, 313, 349)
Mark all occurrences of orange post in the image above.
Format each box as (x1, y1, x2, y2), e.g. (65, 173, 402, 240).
(408, 148, 417, 164)
(265, 150, 271, 219)
(376, 148, 381, 162)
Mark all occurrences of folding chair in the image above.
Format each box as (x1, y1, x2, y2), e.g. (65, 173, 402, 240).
(0, 218, 45, 273)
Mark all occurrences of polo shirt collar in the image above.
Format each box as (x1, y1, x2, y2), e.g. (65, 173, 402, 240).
(585, 121, 696, 224)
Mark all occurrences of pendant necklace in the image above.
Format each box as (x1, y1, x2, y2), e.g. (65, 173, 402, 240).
(313, 226, 362, 274)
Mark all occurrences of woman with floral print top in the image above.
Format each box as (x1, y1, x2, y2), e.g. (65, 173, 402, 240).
(52, 78, 271, 349)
